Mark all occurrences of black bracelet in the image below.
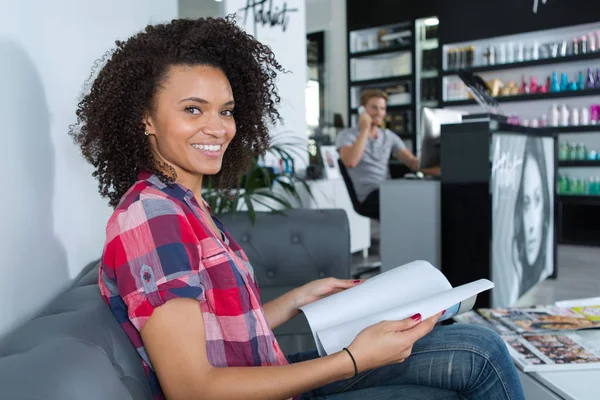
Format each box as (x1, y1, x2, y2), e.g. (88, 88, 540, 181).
(342, 347, 359, 377)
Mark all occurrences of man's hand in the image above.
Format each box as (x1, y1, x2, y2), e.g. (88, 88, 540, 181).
(358, 111, 373, 133)
(293, 278, 362, 309)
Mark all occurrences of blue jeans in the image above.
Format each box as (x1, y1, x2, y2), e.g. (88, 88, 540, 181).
(287, 324, 525, 399)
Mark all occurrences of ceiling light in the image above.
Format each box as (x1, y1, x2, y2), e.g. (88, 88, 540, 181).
(424, 18, 439, 27)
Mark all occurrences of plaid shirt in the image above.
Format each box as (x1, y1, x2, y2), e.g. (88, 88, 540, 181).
(99, 171, 289, 399)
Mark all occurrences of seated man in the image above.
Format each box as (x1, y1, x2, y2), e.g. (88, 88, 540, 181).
(336, 89, 437, 220)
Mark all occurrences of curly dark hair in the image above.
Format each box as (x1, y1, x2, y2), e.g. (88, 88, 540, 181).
(70, 16, 284, 208)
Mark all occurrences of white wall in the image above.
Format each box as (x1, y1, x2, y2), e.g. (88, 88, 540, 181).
(306, 0, 348, 126)
(0, 0, 178, 338)
(224, 0, 309, 169)
(179, 0, 221, 18)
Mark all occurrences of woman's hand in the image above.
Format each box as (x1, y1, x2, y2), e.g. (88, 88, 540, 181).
(346, 312, 443, 373)
(293, 278, 362, 309)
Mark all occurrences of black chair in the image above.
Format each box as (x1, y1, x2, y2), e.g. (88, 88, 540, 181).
(337, 158, 381, 277)
(337, 158, 379, 220)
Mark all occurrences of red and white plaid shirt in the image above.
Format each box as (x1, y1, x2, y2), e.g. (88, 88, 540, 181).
(99, 171, 289, 399)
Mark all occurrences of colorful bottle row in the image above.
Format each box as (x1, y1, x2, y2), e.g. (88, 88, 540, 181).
(446, 31, 600, 70)
(558, 175, 600, 196)
(559, 141, 599, 161)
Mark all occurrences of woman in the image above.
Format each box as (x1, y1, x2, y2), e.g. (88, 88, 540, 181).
(70, 17, 525, 400)
(513, 137, 552, 297)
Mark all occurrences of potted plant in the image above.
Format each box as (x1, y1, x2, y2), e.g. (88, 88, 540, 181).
(203, 135, 312, 224)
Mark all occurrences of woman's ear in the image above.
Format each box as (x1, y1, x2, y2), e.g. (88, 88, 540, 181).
(143, 112, 156, 136)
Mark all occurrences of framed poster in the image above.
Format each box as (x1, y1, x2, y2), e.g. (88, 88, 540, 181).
(491, 133, 556, 307)
(320, 145, 341, 179)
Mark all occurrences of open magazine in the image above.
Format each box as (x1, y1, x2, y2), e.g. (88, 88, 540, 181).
(454, 301, 600, 372)
(504, 333, 600, 372)
(299, 260, 494, 356)
(466, 306, 600, 334)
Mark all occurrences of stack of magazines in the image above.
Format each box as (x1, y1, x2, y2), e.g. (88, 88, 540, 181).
(453, 299, 600, 372)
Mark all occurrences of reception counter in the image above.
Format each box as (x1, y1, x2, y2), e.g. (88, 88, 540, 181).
(380, 115, 558, 308)
(441, 116, 558, 308)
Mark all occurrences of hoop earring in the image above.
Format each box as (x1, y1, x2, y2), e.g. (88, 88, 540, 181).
(144, 131, 150, 136)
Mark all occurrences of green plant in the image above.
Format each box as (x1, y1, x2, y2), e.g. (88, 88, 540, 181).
(204, 134, 312, 224)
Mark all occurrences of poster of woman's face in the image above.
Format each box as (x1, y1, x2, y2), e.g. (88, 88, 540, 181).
(491, 134, 555, 308)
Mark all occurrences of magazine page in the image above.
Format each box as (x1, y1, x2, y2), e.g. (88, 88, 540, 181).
(483, 306, 600, 333)
(476, 309, 516, 334)
(570, 306, 600, 322)
(555, 297, 600, 308)
(300, 261, 452, 355)
(314, 279, 493, 356)
(503, 333, 600, 372)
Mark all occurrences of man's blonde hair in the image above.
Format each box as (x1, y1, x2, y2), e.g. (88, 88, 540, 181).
(359, 89, 389, 106)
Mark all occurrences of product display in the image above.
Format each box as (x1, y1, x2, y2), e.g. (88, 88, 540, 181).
(508, 103, 600, 128)
(446, 31, 600, 70)
(558, 174, 600, 196)
(445, 68, 600, 102)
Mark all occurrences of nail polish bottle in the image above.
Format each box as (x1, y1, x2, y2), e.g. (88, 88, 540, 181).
(587, 68, 596, 89)
(578, 71, 586, 90)
(590, 32, 597, 53)
(581, 35, 588, 54)
(581, 107, 590, 125)
(561, 104, 570, 127)
(550, 72, 560, 92)
(591, 105, 600, 125)
(521, 76, 529, 94)
(573, 37, 580, 55)
(560, 73, 569, 91)
(571, 107, 580, 126)
(596, 69, 600, 88)
(550, 103, 560, 127)
(530, 76, 538, 93)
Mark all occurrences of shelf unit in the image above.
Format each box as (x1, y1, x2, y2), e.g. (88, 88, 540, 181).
(441, 87, 600, 107)
(414, 16, 441, 157)
(439, 21, 600, 247)
(556, 122, 600, 245)
(346, 19, 442, 157)
(442, 52, 600, 76)
(347, 21, 417, 153)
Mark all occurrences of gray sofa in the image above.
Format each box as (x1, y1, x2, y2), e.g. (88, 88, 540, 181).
(0, 209, 351, 400)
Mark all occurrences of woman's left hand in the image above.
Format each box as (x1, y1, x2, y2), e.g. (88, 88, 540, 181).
(293, 278, 362, 309)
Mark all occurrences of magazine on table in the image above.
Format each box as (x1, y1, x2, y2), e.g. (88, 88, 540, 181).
(453, 297, 600, 371)
(299, 260, 494, 356)
(479, 306, 600, 334)
(503, 332, 600, 372)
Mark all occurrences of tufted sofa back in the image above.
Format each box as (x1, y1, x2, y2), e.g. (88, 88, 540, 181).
(218, 209, 352, 354)
(0, 209, 351, 399)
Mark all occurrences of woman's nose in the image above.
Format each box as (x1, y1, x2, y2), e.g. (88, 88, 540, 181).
(203, 114, 226, 137)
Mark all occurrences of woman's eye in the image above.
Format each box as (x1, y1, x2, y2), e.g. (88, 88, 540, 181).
(221, 109, 234, 117)
(523, 196, 530, 211)
(185, 106, 201, 115)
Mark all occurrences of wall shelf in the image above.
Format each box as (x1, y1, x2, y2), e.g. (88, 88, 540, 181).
(350, 75, 413, 87)
(350, 45, 411, 59)
(559, 160, 600, 167)
(443, 52, 600, 76)
(558, 195, 600, 205)
(350, 104, 412, 114)
(559, 125, 600, 133)
(442, 87, 600, 107)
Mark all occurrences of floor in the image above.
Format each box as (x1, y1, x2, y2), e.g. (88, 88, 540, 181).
(516, 244, 600, 306)
(351, 244, 600, 305)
